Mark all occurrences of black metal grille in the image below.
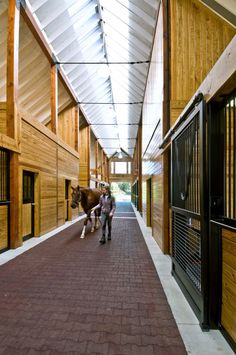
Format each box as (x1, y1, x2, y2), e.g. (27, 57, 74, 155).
(172, 211, 201, 291)
(171, 99, 209, 328)
(172, 114, 200, 214)
(0, 149, 9, 203)
(224, 92, 236, 220)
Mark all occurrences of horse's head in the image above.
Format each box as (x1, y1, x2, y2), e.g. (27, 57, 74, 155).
(71, 185, 82, 209)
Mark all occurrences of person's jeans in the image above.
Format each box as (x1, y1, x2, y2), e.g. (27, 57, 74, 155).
(101, 212, 112, 239)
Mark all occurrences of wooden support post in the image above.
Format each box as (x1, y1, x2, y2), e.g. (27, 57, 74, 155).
(107, 158, 110, 184)
(87, 126, 90, 187)
(7, 1, 20, 248)
(104, 154, 106, 181)
(74, 105, 79, 152)
(100, 149, 103, 181)
(7, 0, 20, 140)
(138, 125, 142, 212)
(51, 64, 58, 135)
(95, 140, 98, 187)
(10, 152, 21, 248)
(162, 0, 170, 137)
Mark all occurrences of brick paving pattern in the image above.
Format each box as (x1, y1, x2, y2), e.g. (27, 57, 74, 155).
(0, 202, 186, 354)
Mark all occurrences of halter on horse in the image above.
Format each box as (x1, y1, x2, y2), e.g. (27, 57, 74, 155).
(71, 185, 102, 238)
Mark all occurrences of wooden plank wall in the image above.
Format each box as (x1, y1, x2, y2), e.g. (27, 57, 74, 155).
(141, 5, 164, 248)
(0, 206, 8, 250)
(0, 102, 7, 135)
(57, 146, 79, 226)
(79, 126, 90, 187)
(170, 0, 236, 126)
(19, 118, 79, 236)
(140, 0, 236, 252)
(109, 174, 132, 183)
(221, 228, 236, 343)
(58, 106, 75, 149)
(0, 2, 7, 101)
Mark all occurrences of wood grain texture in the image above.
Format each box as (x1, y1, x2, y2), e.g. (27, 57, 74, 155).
(10, 151, 20, 248)
(79, 126, 90, 187)
(22, 204, 32, 237)
(7, 0, 20, 139)
(58, 105, 75, 149)
(50, 65, 58, 135)
(170, 0, 235, 125)
(0, 102, 7, 135)
(0, 206, 8, 250)
(222, 228, 236, 342)
(19, 118, 79, 237)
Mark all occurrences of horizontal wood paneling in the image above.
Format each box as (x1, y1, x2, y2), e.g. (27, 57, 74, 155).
(20, 120, 57, 172)
(0, 205, 8, 250)
(109, 174, 132, 182)
(19, 119, 80, 237)
(222, 228, 236, 342)
(58, 146, 79, 224)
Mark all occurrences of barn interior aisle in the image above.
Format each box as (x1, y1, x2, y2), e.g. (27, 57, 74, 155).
(0, 202, 186, 354)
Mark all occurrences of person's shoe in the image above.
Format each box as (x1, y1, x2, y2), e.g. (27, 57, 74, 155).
(107, 236, 111, 241)
(99, 237, 106, 244)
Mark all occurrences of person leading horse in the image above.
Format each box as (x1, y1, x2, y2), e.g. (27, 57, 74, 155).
(71, 185, 102, 238)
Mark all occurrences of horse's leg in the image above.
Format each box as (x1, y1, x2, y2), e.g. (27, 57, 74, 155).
(81, 215, 88, 238)
(95, 210, 99, 229)
(89, 217, 94, 233)
(89, 211, 95, 232)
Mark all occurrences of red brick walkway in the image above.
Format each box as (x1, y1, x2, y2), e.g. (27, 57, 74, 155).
(0, 203, 186, 355)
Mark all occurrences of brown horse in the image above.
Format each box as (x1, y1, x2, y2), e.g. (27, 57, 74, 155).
(71, 185, 102, 238)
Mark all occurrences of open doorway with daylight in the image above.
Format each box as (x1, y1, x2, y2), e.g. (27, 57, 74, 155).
(110, 160, 132, 202)
(110, 182, 131, 202)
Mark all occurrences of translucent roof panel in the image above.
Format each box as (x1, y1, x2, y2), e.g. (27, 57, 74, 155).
(26, 0, 160, 157)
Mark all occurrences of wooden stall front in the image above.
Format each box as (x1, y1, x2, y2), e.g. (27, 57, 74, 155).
(222, 228, 236, 344)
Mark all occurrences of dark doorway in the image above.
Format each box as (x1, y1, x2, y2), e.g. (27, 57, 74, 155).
(65, 179, 70, 221)
(22, 171, 35, 241)
(0, 148, 10, 252)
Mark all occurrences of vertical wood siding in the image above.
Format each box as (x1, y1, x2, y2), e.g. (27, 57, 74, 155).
(0, 206, 8, 250)
(222, 228, 236, 343)
(58, 106, 76, 149)
(0, 102, 7, 135)
(79, 126, 90, 187)
(141, 0, 235, 252)
(170, 0, 236, 126)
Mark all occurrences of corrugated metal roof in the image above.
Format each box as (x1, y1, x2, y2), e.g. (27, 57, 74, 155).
(26, 0, 160, 156)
